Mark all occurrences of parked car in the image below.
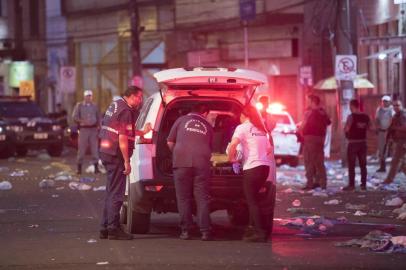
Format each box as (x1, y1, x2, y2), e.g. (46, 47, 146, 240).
(0, 96, 64, 158)
(120, 67, 276, 234)
(266, 104, 301, 167)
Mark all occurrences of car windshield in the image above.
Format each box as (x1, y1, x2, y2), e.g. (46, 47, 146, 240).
(0, 101, 44, 118)
(271, 114, 291, 124)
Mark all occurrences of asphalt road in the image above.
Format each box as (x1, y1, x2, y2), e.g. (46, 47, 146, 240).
(0, 149, 405, 270)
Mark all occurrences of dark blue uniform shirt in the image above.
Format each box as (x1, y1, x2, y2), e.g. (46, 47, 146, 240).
(167, 113, 213, 169)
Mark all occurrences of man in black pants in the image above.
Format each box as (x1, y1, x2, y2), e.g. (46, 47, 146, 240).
(344, 99, 370, 191)
(167, 104, 213, 241)
(98, 87, 151, 240)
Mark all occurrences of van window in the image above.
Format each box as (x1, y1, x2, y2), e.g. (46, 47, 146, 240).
(271, 114, 291, 125)
(136, 98, 153, 129)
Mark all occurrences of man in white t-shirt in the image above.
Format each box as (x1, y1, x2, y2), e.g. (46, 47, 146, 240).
(375, 95, 394, 172)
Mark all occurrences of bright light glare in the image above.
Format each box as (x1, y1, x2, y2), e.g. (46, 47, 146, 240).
(378, 53, 387, 60)
(143, 130, 153, 139)
(255, 102, 264, 111)
(267, 103, 286, 114)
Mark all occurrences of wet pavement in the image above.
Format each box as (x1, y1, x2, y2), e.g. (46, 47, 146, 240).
(0, 149, 405, 269)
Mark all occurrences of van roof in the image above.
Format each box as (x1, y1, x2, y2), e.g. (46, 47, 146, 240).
(154, 67, 267, 85)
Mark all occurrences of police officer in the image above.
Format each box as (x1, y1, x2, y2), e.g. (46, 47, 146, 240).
(257, 95, 276, 133)
(375, 95, 394, 172)
(167, 103, 213, 241)
(343, 99, 370, 191)
(383, 100, 406, 184)
(298, 94, 331, 190)
(98, 86, 151, 240)
(72, 90, 101, 174)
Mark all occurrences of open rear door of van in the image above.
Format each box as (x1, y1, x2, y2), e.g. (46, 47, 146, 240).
(153, 67, 267, 105)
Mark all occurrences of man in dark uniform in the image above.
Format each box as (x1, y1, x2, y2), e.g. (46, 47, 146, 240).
(343, 99, 370, 191)
(298, 94, 331, 190)
(98, 86, 151, 240)
(257, 95, 276, 133)
(167, 104, 213, 241)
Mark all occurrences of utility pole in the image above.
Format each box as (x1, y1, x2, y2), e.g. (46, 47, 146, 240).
(130, 0, 142, 79)
(336, 0, 355, 166)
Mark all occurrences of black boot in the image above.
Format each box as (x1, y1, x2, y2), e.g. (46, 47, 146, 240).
(94, 163, 99, 174)
(376, 159, 386, 172)
(76, 164, 82, 175)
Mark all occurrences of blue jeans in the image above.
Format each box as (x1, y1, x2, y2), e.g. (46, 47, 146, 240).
(100, 154, 125, 230)
(173, 167, 211, 233)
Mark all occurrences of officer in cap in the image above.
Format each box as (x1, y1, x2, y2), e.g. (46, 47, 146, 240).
(375, 95, 394, 172)
(167, 103, 213, 241)
(98, 86, 151, 240)
(72, 89, 101, 174)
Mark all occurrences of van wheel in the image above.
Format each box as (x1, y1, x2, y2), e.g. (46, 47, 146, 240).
(47, 144, 63, 157)
(120, 203, 127, 224)
(127, 209, 151, 234)
(0, 145, 15, 159)
(16, 147, 28, 157)
(127, 191, 151, 234)
(227, 205, 249, 226)
(288, 157, 299, 167)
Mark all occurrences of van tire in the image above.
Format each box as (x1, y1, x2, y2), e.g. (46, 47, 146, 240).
(227, 205, 249, 226)
(120, 203, 127, 224)
(48, 144, 63, 157)
(127, 187, 151, 234)
(0, 145, 15, 159)
(16, 147, 28, 157)
(127, 209, 151, 234)
(288, 157, 299, 167)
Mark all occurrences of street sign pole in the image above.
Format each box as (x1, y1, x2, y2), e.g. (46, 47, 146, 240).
(243, 21, 248, 68)
(336, 0, 355, 167)
(239, 0, 255, 68)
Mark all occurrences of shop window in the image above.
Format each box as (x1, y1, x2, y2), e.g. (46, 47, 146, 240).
(140, 5, 157, 31)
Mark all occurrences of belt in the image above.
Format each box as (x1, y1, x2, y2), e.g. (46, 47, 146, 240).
(101, 125, 118, 134)
(80, 124, 98, 128)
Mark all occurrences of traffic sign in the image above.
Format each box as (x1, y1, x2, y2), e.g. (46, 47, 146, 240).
(299, 66, 313, 86)
(239, 0, 256, 21)
(60, 66, 76, 93)
(335, 55, 357, 81)
(19, 80, 35, 100)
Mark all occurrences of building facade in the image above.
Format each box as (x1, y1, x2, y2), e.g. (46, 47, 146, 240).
(0, 0, 47, 108)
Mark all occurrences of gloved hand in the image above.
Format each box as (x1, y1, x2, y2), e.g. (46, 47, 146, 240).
(232, 162, 241, 174)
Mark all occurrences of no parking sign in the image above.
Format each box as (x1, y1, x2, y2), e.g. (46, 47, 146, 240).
(60, 66, 76, 93)
(335, 55, 357, 81)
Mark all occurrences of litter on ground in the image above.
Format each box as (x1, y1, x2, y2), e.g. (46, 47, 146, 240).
(0, 181, 12, 190)
(68, 182, 92, 191)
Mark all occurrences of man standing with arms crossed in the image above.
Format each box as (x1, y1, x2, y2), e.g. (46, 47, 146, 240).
(98, 86, 151, 240)
(375, 95, 394, 172)
(298, 95, 331, 190)
(72, 90, 101, 174)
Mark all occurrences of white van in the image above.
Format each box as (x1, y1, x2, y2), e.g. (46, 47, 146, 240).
(122, 67, 276, 234)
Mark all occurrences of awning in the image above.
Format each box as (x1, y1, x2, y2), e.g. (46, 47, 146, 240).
(313, 75, 374, 90)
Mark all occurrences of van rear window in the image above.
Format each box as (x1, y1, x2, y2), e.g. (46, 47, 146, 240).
(136, 98, 153, 129)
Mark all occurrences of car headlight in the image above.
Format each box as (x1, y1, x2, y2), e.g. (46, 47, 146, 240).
(52, 125, 62, 131)
(6, 125, 23, 132)
(0, 126, 3, 133)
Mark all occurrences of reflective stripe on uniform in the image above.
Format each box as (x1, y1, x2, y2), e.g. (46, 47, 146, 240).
(101, 125, 119, 134)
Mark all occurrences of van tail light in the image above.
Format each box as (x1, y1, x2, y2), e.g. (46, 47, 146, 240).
(137, 130, 153, 144)
(145, 185, 163, 192)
